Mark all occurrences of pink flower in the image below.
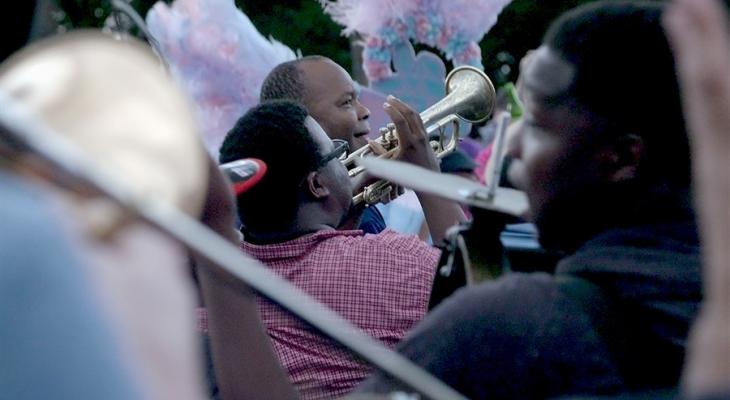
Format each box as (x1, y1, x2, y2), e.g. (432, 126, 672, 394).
(365, 60, 392, 81)
(453, 42, 480, 64)
(366, 36, 386, 48)
(438, 26, 452, 48)
(415, 16, 431, 42)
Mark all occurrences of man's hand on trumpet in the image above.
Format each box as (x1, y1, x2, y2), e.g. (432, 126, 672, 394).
(382, 95, 441, 172)
(381, 95, 467, 245)
(360, 139, 406, 203)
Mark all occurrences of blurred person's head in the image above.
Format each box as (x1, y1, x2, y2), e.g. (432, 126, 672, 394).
(507, 1, 691, 251)
(0, 31, 212, 399)
(260, 56, 371, 151)
(440, 150, 478, 181)
(220, 100, 353, 242)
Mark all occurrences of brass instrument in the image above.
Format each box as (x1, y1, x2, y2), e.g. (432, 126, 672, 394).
(347, 66, 497, 205)
(0, 32, 467, 400)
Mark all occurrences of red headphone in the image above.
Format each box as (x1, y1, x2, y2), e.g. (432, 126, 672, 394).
(219, 158, 267, 195)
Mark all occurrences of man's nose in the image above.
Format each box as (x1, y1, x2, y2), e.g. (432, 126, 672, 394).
(357, 101, 370, 120)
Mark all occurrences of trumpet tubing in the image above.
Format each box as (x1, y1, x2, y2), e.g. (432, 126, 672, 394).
(348, 66, 497, 205)
(0, 32, 469, 400)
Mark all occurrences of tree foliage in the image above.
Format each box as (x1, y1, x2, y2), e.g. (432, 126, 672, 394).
(54, 0, 624, 84)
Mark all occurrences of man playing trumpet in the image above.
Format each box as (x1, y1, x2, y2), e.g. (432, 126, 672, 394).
(218, 97, 464, 399)
(261, 56, 394, 234)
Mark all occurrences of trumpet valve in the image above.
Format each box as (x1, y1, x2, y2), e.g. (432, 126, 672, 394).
(363, 181, 393, 205)
(378, 127, 390, 146)
(381, 124, 399, 149)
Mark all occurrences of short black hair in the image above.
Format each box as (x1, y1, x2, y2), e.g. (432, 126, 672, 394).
(259, 55, 328, 102)
(544, 1, 690, 187)
(219, 100, 322, 232)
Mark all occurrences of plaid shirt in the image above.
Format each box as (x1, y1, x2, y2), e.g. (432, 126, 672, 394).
(242, 229, 440, 400)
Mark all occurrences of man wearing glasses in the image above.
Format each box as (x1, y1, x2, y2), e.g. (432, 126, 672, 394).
(217, 99, 464, 399)
(320, 139, 349, 164)
(260, 55, 390, 234)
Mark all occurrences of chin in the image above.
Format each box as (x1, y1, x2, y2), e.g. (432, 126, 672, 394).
(533, 197, 597, 253)
(534, 215, 573, 252)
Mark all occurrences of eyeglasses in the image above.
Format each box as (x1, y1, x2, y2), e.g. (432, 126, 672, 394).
(318, 139, 349, 167)
(300, 139, 350, 188)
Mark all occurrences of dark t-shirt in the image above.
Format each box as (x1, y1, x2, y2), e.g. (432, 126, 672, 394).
(356, 221, 701, 399)
(358, 206, 387, 234)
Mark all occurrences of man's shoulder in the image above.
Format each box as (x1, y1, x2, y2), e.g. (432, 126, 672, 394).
(557, 221, 702, 282)
(358, 272, 619, 399)
(439, 272, 563, 313)
(419, 272, 614, 348)
(412, 272, 575, 339)
(359, 229, 437, 256)
(335, 229, 426, 248)
(316, 230, 440, 274)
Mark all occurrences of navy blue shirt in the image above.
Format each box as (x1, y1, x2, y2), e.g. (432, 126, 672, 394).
(358, 206, 387, 234)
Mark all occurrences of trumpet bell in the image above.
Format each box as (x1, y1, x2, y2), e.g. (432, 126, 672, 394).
(422, 65, 496, 127)
(348, 66, 497, 205)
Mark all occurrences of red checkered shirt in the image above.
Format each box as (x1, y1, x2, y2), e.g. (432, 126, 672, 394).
(242, 229, 440, 400)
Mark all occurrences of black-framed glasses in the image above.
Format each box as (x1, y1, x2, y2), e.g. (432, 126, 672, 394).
(300, 139, 350, 188)
(318, 139, 349, 167)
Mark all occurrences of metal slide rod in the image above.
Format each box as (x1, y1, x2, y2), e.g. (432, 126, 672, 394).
(0, 91, 467, 400)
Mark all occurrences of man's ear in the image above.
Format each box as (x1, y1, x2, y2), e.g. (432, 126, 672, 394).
(595, 134, 645, 183)
(305, 171, 330, 199)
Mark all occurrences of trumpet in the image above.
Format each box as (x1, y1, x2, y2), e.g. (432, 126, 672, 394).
(0, 32, 467, 400)
(346, 66, 497, 205)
